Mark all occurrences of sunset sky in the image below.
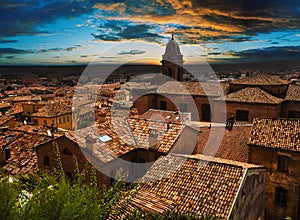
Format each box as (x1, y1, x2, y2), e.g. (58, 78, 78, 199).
(0, 0, 300, 65)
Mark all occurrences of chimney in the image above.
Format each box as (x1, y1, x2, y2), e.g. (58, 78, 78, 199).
(129, 107, 138, 119)
(149, 129, 160, 150)
(85, 136, 97, 153)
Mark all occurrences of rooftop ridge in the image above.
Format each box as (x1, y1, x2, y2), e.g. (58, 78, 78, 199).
(172, 153, 263, 169)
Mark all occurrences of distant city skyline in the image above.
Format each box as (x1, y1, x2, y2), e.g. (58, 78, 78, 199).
(0, 0, 300, 65)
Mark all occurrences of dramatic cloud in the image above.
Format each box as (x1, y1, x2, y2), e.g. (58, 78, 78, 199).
(0, 48, 29, 54)
(118, 49, 146, 55)
(0, 38, 18, 43)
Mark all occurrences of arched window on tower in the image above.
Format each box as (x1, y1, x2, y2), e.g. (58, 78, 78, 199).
(167, 67, 172, 77)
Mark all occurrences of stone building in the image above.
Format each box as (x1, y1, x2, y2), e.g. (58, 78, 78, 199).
(161, 35, 184, 81)
(281, 82, 300, 118)
(111, 154, 265, 220)
(213, 87, 282, 122)
(248, 118, 300, 220)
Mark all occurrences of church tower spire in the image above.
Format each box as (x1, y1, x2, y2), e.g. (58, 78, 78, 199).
(161, 34, 184, 81)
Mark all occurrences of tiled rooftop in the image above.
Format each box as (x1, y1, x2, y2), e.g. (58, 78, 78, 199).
(220, 87, 282, 104)
(249, 118, 300, 152)
(0, 102, 11, 109)
(4, 133, 52, 175)
(195, 125, 252, 163)
(0, 115, 15, 127)
(114, 154, 261, 219)
(127, 118, 184, 153)
(31, 101, 72, 117)
(157, 81, 227, 96)
(231, 73, 289, 85)
(68, 123, 136, 164)
(0, 130, 23, 149)
(284, 82, 300, 101)
(142, 109, 191, 124)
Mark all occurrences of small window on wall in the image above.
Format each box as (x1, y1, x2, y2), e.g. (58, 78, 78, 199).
(236, 110, 249, 122)
(160, 101, 167, 110)
(275, 186, 288, 206)
(44, 156, 50, 167)
(180, 103, 188, 112)
(33, 119, 38, 125)
(166, 67, 172, 77)
(278, 155, 289, 172)
(59, 118, 62, 124)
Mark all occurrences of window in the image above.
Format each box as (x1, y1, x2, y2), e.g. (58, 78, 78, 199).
(180, 103, 188, 112)
(63, 117, 66, 123)
(5, 148, 10, 160)
(59, 118, 62, 124)
(166, 67, 172, 77)
(160, 101, 167, 110)
(33, 119, 38, 125)
(278, 155, 289, 172)
(67, 116, 70, 122)
(51, 120, 55, 127)
(236, 110, 249, 122)
(44, 156, 50, 167)
(275, 186, 288, 206)
(288, 111, 300, 118)
(43, 120, 48, 126)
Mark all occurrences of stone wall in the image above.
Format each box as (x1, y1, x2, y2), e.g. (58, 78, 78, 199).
(249, 146, 300, 220)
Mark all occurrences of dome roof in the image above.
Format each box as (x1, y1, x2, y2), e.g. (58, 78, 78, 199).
(164, 35, 181, 55)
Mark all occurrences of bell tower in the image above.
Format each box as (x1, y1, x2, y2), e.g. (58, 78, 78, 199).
(161, 35, 184, 81)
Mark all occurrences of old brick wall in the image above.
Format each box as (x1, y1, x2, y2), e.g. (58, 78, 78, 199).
(36, 136, 110, 187)
(213, 101, 281, 123)
(249, 146, 300, 220)
(281, 101, 300, 118)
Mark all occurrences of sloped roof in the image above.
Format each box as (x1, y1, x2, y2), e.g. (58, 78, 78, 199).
(284, 82, 300, 101)
(31, 102, 71, 117)
(128, 118, 184, 153)
(231, 73, 289, 85)
(220, 87, 282, 104)
(157, 81, 227, 96)
(195, 125, 252, 163)
(249, 118, 300, 152)
(0, 115, 15, 126)
(4, 133, 52, 175)
(142, 109, 191, 124)
(113, 154, 262, 219)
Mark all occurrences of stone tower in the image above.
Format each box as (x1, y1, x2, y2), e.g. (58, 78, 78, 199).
(161, 35, 184, 81)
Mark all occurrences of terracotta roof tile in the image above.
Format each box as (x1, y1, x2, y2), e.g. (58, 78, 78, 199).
(195, 125, 252, 163)
(157, 82, 227, 96)
(116, 154, 261, 218)
(0, 130, 23, 149)
(142, 109, 191, 124)
(249, 118, 300, 152)
(231, 73, 289, 85)
(31, 102, 71, 117)
(4, 133, 52, 175)
(0, 115, 15, 127)
(284, 82, 300, 101)
(220, 87, 282, 104)
(0, 102, 11, 109)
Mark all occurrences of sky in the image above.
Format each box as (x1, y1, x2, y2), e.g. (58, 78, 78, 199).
(0, 0, 300, 65)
